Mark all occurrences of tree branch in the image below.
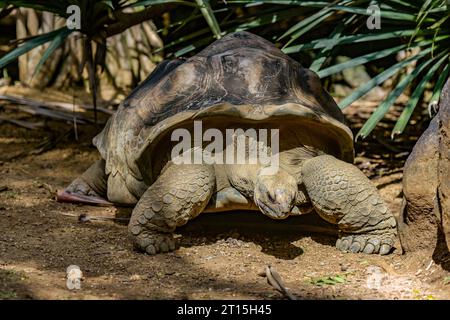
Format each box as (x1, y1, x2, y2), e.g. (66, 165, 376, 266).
(105, 4, 177, 38)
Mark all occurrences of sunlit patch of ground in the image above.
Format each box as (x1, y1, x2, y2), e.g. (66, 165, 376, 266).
(1, 98, 449, 300)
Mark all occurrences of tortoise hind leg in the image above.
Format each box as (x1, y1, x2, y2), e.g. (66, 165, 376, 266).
(129, 164, 215, 254)
(57, 159, 111, 206)
(301, 155, 397, 255)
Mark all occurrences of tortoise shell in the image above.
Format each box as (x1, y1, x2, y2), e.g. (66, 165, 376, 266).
(93, 31, 354, 196)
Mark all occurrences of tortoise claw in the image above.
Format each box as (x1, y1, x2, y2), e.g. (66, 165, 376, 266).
(336, 234, 394, 255)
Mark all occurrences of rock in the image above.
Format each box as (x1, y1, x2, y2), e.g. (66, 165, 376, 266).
(332, 84, 353, 98)
(401, 76, 450, 258)
(337, 56, 372, 88)
(334, 56, 385, 101)
(365, 265, 388, 290)
(340, 263, 350, 272)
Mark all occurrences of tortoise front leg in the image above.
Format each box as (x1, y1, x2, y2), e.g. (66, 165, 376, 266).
(301, 155, 398, 255)
(57, 159, 111, 206)
(128, 164, 215, 255)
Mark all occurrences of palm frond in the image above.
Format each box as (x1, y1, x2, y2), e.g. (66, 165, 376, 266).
(0, 27, 72, 69)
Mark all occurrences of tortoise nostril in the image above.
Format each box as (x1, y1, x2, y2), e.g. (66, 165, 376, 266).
(267, 192, 275, 203)
(274, 189, 285, 200)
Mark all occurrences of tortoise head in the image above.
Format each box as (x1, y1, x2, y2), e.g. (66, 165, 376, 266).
(254, 167, 297, 220)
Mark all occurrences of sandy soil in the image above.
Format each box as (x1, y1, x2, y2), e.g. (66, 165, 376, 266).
(0, 98, 449, 300)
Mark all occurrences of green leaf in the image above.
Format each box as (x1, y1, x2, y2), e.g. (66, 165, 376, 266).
(130, 0, 196, 7)
(429, 15, 449, 29)
(317, 43, 409, 78)
(195, 0, 222, 39)
(409, 0, 438, 45)
(380, 0, 418, 10)
(283, 10, 334, 47)
(32, 27, 73, 79)
(356, 52, 436, 139)
(168, 7, 300, 56)
(174, 36, 213, 57)
(391, 53, 449, 137)
(331, 276, 346, 283)
(0, 27, 69, 69)
(229, 7, 301, 31)
(323, 278, 336, 285)
(279, 1, 346, 43)
(226, 1, 331, 6)
(283, 30, 419, 54)
(428, 62, 450, 106)
(416, 0, 434, 22)
(155, 27, 210, 54)
(309, 14, 356, 72)
(228, 0, 420, 21)
(170, 7, 202, 34)
(0, 0, 68, 15)
(310, 274, 347, 286)
(327, 5, 418, 21)
(241, 1, 419, 21)
(338, 46, 432, 110)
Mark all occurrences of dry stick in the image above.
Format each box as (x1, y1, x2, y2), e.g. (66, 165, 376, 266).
(59, 212, 130, 223)
(3, 104, 88, 124)
(29, 129, 72, 156)
(105, 4, 177, 38)
(0, 116, 43, 130)
(0, 94, 113, 115)
(72, 89, 78, 141)
(5, 129, 73, 161)
(259, 265, 298, 300)
(375, 137, 405, 153)
(84, 39, 98, 127)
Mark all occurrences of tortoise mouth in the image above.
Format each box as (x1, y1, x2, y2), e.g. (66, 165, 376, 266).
(255, 198, 291, 220)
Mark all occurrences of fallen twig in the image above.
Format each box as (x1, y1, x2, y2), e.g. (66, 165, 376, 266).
(59, 212, 130, 223)
(3, 104, 89, 124)
(0, 116, 44, 130)
(4, 129, 73, 161)
(259, 265, 297, 300)
(0, 94, 113, 115)
(29, 129, 73, 156)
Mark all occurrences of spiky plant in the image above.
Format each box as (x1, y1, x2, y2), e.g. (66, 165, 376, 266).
(1, 0, 449, 137)
(157, 0, 450, 138)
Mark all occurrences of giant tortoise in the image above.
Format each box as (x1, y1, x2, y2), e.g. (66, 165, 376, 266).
(58, 31, 397, 255)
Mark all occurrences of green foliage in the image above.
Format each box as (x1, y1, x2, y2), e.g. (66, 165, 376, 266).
(309, 274, 347, 286)
(1, 0, 449, 136)
(412, 289, 435, 300)
(0, 27, 73, 70)
(0, 291, 17, 299)
(195, 0, 222, 39)
(158, 0, 450, 138)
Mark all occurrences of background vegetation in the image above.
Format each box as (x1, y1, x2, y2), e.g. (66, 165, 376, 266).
(0, 0, 449, 138)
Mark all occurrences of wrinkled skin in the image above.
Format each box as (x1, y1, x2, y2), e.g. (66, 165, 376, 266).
(254, 167, 297, 219)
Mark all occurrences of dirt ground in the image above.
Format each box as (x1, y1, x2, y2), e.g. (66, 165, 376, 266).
(1, 91, 450, 300)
